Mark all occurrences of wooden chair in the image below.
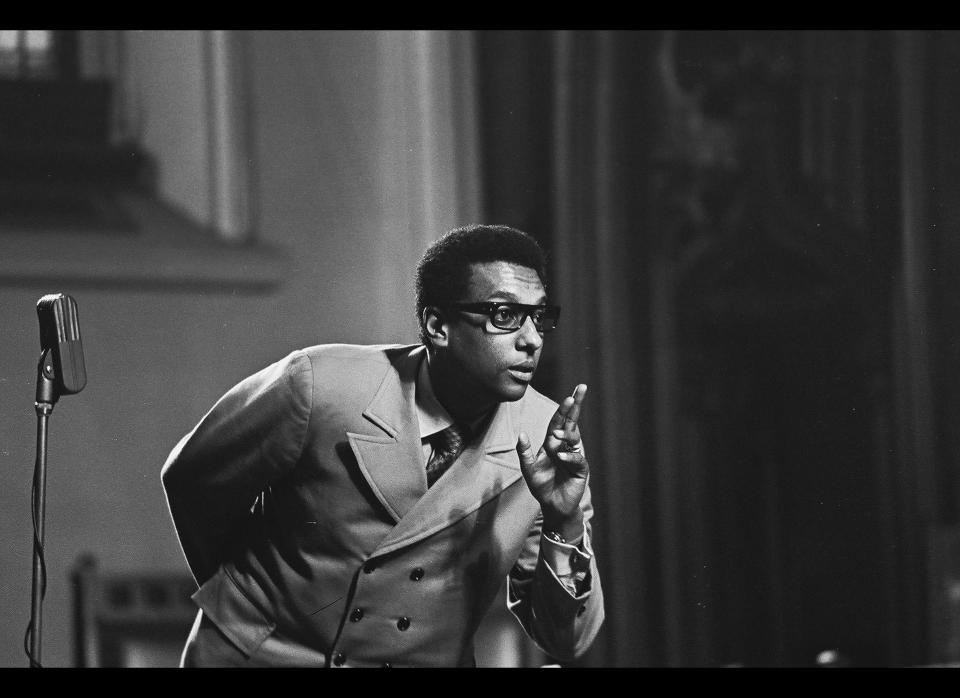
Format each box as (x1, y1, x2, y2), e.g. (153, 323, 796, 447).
(70, 553, 197, 667)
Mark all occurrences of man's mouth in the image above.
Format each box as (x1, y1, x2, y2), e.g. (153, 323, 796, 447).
(508, 363, 536, 381)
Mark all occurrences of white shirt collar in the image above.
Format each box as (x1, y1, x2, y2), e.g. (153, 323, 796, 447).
(416, 354, 455, 441)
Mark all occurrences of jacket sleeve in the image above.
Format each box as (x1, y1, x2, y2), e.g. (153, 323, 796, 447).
(160, 350, 313, 585)
(505, 468, 605, 663)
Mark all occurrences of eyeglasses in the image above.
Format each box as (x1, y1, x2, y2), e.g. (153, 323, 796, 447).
(448, 302, 561, 333)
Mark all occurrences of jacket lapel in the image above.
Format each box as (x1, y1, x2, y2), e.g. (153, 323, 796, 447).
(347, 346, 428, 524)
(370, 399, 524, 558)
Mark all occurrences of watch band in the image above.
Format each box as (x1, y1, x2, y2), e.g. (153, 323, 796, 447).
(542, 529, 567, 545)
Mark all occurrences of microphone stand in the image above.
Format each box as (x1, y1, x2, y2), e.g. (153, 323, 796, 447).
(29, 348, 59, 667)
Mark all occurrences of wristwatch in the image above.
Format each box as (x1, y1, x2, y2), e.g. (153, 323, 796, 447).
(542, 530, 567, 545)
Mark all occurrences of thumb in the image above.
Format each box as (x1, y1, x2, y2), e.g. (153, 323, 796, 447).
(516, 432, 537, 475)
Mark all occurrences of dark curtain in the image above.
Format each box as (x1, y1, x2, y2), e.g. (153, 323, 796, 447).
(475, 29, 960, 667)
(477, 30, 658, 666)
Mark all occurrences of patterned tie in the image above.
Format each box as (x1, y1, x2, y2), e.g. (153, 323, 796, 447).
(425, 423, 470, 487)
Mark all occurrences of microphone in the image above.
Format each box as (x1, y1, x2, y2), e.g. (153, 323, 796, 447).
(36, 293, 87, 400)
(27, 294, 86, 667)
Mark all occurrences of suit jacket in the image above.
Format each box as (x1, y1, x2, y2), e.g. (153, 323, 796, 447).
(161, 343, 604, 667)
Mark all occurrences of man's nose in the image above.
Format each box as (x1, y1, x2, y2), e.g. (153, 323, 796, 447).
(516, 315, 544, 351)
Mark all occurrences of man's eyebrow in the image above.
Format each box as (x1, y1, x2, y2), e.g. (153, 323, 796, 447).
(486, 290, 548, 304)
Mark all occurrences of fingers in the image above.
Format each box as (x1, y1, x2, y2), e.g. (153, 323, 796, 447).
(565, 384, 587, 427)
(547, 383, 588, 433)
(518, 429, 587, 488)
(555, 448, 588, 476)
(550, 384, 587, 452)
(547, 404, 566, 433)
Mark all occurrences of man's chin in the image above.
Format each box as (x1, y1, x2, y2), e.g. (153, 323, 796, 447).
(498, 379, 529, 402)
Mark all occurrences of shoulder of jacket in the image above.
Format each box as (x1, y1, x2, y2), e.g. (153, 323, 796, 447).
(295, 342, 417, 363)
(513, 384, 560, 428)
(288, 343, 423, 402)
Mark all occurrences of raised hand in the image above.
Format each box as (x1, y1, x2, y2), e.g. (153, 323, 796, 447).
(516, 384, 589, 540)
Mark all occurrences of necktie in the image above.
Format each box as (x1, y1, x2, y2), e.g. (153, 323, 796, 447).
(426, 423, 469, 487)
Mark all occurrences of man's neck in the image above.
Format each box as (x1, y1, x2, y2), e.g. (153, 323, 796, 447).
(426, 354, 495, 424)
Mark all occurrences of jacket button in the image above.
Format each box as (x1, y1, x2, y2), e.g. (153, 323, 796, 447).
(397, 616, 411, 631)
(350, 607, 364, 622)
(409, 567, 425, 581)
(333, 651, 346, 666)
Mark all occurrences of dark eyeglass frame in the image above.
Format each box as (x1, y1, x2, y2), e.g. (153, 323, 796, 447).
(447, 302, 561, 333)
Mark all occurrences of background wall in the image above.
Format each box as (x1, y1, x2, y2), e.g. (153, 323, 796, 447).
(123, 30, 211, 227)
(0, 29, 479, 667)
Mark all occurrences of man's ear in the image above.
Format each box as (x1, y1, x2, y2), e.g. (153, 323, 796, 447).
(422, 306, 449, 348)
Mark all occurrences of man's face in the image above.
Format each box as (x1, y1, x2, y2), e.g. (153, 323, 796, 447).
(437, 261, 547, 408)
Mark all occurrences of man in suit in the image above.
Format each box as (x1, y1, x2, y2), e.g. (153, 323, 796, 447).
(161, 224, 604, 667)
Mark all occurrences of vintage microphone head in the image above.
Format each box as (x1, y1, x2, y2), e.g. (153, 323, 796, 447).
(36, 293, 87, 396)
